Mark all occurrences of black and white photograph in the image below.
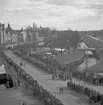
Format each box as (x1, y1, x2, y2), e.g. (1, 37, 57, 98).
(0, 0, 103, 105)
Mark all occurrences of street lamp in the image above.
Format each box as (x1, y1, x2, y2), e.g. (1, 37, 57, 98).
(67, 65, 72, 82)
(84, 48, 88, 71)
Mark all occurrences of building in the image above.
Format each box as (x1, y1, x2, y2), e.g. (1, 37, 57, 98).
(0, 24, 5, 45)
(12, 31, 18, 44)
(5, 30, 11, 44)
(5, 24, 12, 44)
(21, 30, 27, 42)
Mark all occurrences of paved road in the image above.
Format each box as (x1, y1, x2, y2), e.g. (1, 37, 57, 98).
(77, 58, 96, 71)
(0, 73, 42, 105)
(4, 50, 94, 105)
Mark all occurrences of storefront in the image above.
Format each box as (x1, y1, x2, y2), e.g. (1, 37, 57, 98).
(0, 65, 7, 84)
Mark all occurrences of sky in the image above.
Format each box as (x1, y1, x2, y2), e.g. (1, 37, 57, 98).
(0, 0, 103, 31)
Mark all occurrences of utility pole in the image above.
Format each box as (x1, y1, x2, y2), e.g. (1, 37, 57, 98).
(67, 66, 72, 82)
(2, 24, 5, 46)
(85, 48, 88, 71)
(48, 28, 53, 59)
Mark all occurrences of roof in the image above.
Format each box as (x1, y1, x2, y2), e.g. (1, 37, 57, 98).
(0, 65, 6, 74)
(87, 36, 100, 41)
(78, 42, 88, 49)
(85, 51, 92, 55)
(35, 47, 51, 56)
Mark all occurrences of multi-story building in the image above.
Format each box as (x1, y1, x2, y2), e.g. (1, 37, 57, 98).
(12, 31, 18, 44)
(0, 24, 5, 45)
(0, 23, 20, 46)
(17, 31, 24, 44)
(21, 30, 27, 42)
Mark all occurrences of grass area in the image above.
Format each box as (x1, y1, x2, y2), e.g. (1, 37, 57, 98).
(56, 50, 84, 65)
(35, 47, 84, 65)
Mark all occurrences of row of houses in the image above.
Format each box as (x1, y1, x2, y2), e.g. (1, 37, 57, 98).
(0, 23, 21, 45)
(0, 23, 44, 46)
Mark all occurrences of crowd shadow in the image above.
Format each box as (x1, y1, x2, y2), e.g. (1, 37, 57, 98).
(55, 86, 89, 105)
(45, 77, 65, 81)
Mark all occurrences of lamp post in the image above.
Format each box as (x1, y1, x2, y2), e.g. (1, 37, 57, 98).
(84, 48, 88, 71)
(67, 65, 72, 82)
(1, 24, 5, 46)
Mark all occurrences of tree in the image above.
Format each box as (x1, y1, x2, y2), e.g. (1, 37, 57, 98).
(66, 40, 70, 54)
(32, 22, 37, 30)
(20, 27, 23, 32)
(70, 31, 81, 51)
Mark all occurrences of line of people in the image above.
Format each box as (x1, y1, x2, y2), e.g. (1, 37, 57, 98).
(72, 70, 103, 85)
(13, 50, 82, 80)
(4, 56, 64, 105)
(67, 81, 103, 105)
(14, 50, 103, 86)
(4, 49, 103, 105)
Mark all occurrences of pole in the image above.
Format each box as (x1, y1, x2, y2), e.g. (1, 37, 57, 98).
(85, 49, 88, 71)
(2, 25, 5, 46)
(68, 66, 72, 82)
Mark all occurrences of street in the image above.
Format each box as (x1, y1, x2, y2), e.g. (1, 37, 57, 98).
(5, 50, 91, 105)
(77, 58, 96, 71)
(0, 51, 42, 105)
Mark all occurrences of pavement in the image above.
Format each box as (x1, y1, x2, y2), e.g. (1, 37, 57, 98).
(4, 50, 92, 105)
(0, 67, 42, 105)
(77, 58, 96, 71)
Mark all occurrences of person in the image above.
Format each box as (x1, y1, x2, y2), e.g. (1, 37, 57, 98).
(59, 87, 61, 94)
(6, 81, 10, 88)
(9, 79, 13, 88)
(17, 79, 20, 86)
(52, 75, 55, 80)
(59, 87, 63, 94)
(14, 80, 18, 89)
(20, 62, 22, 66)
(19, 101, 27, 105)
(67, 82, 70, 87)
(61, 87, 63, 94)
(100, 96, 103, 105)
(25, 83, 28, 90)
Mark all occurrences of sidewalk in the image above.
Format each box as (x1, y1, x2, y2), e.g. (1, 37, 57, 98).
(0, 73, 42, 105)
(5, 50, 91, 105)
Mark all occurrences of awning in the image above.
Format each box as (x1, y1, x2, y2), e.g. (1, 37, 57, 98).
(86, 58, 103, 73)
(0, 65, 6, 74)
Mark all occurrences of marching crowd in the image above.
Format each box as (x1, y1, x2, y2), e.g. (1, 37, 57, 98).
(3, 53, 64, 105)
(14, 50, 84, 80)
(67, 81, 103, 105)
(3, 49, 103, 105)
(72, 70, 103, 85)
(12, 50, 103, 104)
(14, 50, 103, 86)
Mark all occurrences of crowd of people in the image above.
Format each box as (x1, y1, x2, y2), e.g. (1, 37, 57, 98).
(14, 50, 103, 86)
(13, 50, 84, 80)
(3, 48, 103, 105)
(67, 81, 103, 105)
(72, 70, 103, 85)
(3, 53, 64, 105)
(4, 51, 103, 105)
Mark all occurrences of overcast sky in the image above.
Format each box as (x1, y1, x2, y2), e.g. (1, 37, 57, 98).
(0, 0, 103, 31)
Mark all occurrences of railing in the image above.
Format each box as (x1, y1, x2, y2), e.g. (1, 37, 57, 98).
(3, 50, 103, 105)
(3, 52, 63, 105)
